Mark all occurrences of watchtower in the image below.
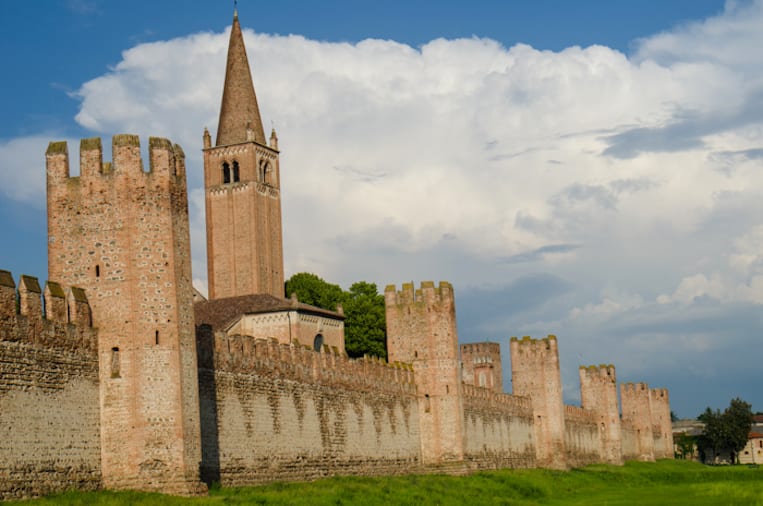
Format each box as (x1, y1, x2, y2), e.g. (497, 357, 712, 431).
(203, 10, 284, 299)
(385, 281, 464, 465)
(579, 365, 623, 464)
(46, 135, 204, 494)
(510, 335, 566, 469)
(650, 388, 673, 459)
(460, 342, 503, 393)
(620, 382, 656, 461)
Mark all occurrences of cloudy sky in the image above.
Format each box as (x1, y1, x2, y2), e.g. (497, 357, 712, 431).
(2, 0, 762, 417)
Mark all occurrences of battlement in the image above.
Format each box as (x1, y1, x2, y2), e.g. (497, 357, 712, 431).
(564, 404, 598, 424)
(462, 384, 533, 415)
(509, 335, 558, 354)
(461, 342, 500, 355)
(0, 270, 96, 354)
(650, 387, 669, 399)
(197, 329, 416, 397)
(621, 382, 650, 393)
(384, 281, 454, 307)
(579, 364, 616, 382)
(46, 135, 186, 184)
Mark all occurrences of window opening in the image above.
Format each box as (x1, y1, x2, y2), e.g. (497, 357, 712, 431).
(313, 334, 324, 352)
(111, 347, 120, 378)
(95, 265, 100, 278)
(425, 394, 431, 413)
(155, 330, 159, 345)
(222, 162, 231, 184)
(232, 161, 240, 182)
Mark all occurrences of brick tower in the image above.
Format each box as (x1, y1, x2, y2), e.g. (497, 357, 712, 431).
(204, 10, 284, 299)
(620, 382, 656, 461)
(385, 281, 465, 465)
(579, 365, 623, 465)
(46, 136, 205, 494)
(650, 388, 673, 459)
(460, 342, 503, 393)
(510, 335, 566, 469)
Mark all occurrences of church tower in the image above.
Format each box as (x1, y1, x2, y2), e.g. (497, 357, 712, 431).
(204, 10, 284, 299)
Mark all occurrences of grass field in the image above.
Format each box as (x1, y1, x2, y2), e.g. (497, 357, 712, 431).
(10, 460, 763, 505)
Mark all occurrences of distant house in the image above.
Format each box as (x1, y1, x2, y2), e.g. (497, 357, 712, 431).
(739, 415, 763, 465)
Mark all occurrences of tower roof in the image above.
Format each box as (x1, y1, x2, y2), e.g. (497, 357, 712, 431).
(215, 11, 266, 146)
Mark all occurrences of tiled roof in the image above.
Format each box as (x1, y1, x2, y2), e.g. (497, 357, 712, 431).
(195, 293, 343, 330)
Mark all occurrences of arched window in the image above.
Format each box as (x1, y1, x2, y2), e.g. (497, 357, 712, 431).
(313, 334, 324, 352)
(222, 162, 231, 184)
(259, 160, 271, 185)
(232, 161, 240, 182)
(479, 372, 486, 387)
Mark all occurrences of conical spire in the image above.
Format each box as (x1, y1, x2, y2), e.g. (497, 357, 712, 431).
(216, 11, 266, 146)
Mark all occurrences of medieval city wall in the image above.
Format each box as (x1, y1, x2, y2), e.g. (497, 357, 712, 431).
(197, 331, 421, 487)
(563, 405, 600, 468)
(461, 385, 536, 469)
(0, 272, 101, 500)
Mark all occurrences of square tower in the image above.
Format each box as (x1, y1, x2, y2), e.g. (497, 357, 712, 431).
(46, 136, 204, 494)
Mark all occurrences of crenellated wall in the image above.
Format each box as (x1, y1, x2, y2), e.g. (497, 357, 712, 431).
(0, 271, 101, 500)
(196, 330, 421, 486)
(563, 405, 600, 468)
(461, 385, 536, 469)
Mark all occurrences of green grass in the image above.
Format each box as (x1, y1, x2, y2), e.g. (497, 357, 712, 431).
(10, 460, 763, 506)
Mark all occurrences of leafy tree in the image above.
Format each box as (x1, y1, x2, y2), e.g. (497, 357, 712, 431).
(697, 398, 753, 464)
(284, 272, 344, 312)
(725, 397, 753, 463)
(343, 281, 387, 360)
(284, 273, 387, 360)
(670, 411, 679, 422)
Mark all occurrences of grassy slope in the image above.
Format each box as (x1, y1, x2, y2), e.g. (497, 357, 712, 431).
(11, 460, 763, 506)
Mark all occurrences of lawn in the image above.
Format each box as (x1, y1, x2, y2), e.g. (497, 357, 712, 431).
(10, 460, 763, 505)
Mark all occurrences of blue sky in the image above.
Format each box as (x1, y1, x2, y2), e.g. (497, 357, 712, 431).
(2, 0, 762, 418)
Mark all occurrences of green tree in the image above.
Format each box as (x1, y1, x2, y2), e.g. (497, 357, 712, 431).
(697, 398, 753, 464)
(724, 397, 753, 464)
(343, 281, 387, 360)
(284, 272, 344, 311)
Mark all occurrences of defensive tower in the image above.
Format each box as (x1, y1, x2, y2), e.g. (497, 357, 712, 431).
(510, 335, 566, 469)
(650, 387, 673, 459)
(385, 281, 464, 465)
(460, 342, 503, 393)
(204, 10, 284, 299)
(620, 382, 656, 461)
(579, 365, 623, 464)
(46, 135, 205, 494)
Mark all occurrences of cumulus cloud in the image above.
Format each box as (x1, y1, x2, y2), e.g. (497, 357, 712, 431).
(4, 0, 763, 415)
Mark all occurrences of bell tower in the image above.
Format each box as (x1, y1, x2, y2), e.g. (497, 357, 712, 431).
(204, 10, 284, 299)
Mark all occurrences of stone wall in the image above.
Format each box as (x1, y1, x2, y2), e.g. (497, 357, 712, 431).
(0, 271, 101, 500)
(197, 332, 421, 487)
(621, 383, 656, 462)
(461, 385, 536, 469)
(563, 405, 600, 468)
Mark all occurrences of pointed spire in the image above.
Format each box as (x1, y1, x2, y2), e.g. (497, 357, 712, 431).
(216, 11, 266, 146)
